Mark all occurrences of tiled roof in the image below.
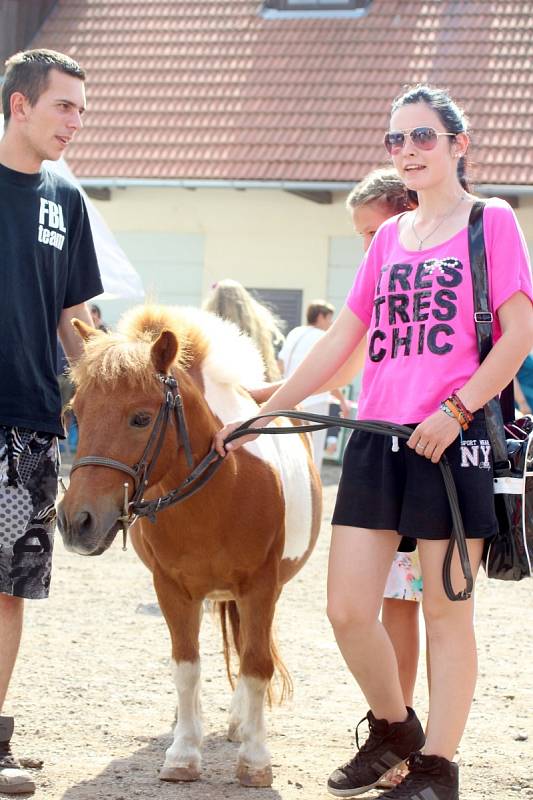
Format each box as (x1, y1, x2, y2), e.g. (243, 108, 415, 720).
(32, 0, 533, 185)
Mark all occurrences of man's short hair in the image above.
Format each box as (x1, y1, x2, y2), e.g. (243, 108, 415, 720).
(2, 49, 85, 124)
(306, 301, 335, 325)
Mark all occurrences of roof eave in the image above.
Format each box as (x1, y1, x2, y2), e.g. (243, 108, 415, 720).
(78, 178, 356, 191)
(77, 178, 533, 196)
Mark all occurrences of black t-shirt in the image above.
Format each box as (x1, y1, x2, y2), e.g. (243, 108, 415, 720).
(0, 162, 103, 435)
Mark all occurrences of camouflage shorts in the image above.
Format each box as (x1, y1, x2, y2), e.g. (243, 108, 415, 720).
(0, 427, 59, 599)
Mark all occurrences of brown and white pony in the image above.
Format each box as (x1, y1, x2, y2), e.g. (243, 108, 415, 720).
(58, 305, 321, 787)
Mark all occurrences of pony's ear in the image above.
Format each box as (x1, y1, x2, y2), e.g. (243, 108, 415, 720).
(72, 318, 105, 341)
(151, 329, 178, 374)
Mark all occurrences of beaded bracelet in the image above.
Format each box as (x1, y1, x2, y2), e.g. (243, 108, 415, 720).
(450, 391, 474, 424)
(440, 402, 457, 422)
(441, 397, 469, 431)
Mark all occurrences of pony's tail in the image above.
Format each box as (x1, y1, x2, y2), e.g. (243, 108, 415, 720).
(216, 600, 293, 706)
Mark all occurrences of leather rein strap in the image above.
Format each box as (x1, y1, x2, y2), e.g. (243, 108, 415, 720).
(69, 372, 481, 601)
(224, 411, 473, 602)
(70, 391, 473, 600)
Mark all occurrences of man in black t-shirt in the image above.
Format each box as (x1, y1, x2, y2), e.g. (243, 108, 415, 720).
(0, 49, 103, 794)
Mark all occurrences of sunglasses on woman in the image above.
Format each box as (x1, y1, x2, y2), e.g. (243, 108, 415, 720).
(384, 126, 457, 155)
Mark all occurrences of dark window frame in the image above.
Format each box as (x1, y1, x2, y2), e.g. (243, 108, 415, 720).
(262, 0, 371, 15)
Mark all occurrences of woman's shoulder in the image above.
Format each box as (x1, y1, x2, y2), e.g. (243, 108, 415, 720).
(479, 196, 525, 244)
(480, 195, 516, 219)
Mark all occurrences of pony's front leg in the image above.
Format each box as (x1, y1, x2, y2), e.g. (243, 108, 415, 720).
(154, 573, 203, 782)
(234, 582, 279, 788)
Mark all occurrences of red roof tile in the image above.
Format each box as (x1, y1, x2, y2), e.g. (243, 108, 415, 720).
(31, 0, 533, 185)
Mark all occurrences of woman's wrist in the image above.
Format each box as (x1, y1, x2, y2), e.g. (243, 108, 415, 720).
(439, 391, 474, 431)
(439, 401, 463, 430)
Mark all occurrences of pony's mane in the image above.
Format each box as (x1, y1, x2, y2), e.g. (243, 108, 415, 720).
(71, 304, 265, 393)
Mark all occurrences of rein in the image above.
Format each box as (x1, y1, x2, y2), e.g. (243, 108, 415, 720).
(70, 377, 473, 602)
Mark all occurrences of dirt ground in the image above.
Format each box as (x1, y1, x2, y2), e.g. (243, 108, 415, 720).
(4, 462, 533, 800)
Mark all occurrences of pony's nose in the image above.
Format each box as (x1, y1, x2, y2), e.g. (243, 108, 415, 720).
(73, 510, 94, 537)
(57, 504, 95, 548)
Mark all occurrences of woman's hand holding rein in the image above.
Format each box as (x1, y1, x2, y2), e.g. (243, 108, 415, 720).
(407, 408, 462, 463)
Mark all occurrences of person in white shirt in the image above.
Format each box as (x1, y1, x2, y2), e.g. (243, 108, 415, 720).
(279, 301, 350, 471)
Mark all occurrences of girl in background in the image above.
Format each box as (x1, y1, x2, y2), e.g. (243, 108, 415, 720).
(203, 279, 285, 381)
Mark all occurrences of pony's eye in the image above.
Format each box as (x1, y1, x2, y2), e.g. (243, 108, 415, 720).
(130, 412, 152, 428)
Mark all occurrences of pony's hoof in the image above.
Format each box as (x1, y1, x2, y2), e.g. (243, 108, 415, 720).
(237, 764, 273, 787)
(160, 765, 201, 782)
(227, 721, 242, 742)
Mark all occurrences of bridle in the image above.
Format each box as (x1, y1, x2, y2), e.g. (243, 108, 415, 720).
(70, 373, 211, 546)
(69, 377, 474, 603)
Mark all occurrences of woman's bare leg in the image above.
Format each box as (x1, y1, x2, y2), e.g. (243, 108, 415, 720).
(327, 526, 406, 722)
(418, 537, 483, 759)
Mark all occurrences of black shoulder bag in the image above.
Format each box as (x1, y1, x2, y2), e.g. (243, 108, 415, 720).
(468, 200, 533, 580)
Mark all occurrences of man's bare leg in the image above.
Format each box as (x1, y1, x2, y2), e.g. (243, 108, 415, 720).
(0, 594, 35, 795)
(0, 595, 23, 712)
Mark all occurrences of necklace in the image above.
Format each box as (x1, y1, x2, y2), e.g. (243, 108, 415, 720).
(411, 194, 466, 251)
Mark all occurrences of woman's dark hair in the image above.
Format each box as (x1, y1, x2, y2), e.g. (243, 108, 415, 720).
(391, 84, 470, 200)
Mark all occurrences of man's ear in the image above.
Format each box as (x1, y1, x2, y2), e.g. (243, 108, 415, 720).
(9, 91, 30, 122)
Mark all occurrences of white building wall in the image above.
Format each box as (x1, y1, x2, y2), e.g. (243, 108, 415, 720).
(92, 187, 355, 324)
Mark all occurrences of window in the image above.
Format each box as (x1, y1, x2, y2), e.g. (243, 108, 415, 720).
(247, 288, 303, 333)
(262, 0, 371, 18)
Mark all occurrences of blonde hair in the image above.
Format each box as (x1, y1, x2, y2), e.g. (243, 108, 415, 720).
(346, 167, 413, 214)
(203, 279, 285, 381)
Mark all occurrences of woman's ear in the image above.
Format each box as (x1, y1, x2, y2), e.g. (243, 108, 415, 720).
(453, 131, 470, 159)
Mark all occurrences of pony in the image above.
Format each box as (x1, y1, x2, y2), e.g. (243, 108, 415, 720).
(57, 305, 322, 788)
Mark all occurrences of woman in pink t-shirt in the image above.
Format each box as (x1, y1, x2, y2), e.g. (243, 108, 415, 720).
(215, 85, 533, 800)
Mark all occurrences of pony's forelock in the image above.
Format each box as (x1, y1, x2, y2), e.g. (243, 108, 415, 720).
(71, 304, 265, 393)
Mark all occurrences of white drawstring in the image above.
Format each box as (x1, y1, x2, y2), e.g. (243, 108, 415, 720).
(391, 436, 399, 452)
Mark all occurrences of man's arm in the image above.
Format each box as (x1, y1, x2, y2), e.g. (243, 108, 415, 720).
(58, 302, 94, 363)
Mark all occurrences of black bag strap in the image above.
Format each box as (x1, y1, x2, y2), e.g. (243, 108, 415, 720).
(467, 201, 511, 471)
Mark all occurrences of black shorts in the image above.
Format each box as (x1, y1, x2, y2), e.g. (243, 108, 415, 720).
(332, 412, 498, 550)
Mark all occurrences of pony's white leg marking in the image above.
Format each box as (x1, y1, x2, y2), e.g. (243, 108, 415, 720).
(236, 676, 272, 787)
(160, 660, 202, 782)
(228, 675, 247, 741)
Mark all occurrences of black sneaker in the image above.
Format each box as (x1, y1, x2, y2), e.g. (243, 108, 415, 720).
(0, 716, 36, 795)
(379, 751, 459, 800)
(327, 707, 425, 797)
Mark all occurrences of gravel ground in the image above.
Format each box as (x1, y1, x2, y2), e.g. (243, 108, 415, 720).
(4, 461, 532, 799)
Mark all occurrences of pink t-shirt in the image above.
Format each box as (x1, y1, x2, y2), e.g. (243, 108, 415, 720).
(346, 198, 533, 423)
